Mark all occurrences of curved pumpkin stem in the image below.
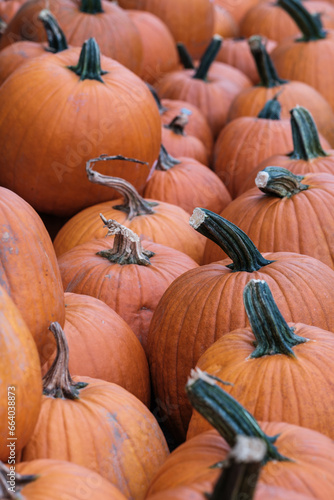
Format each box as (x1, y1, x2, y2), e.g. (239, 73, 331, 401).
(244, 280, 308, 358)
(43, 323, 88, 399)
(289, 106, 329, 160)
(0, 463, 37, 498)
(257, 93, 282, 120)
(277, 0, 326, 41)
(193, 35, 222, 80)
(255, 166, 309, 198)
(80, 0, 104, 14)
(68, 38, 108, 82)
(155, 145, 181, 171)
(146, 83, 167, 114)
(98, 215, 154, 265)
(38, 10, 68, 53)
(177, 42, 195, 69)
(189, 208, 274, 272)
(164, 113, 189, 136)
(186, 368, 290, 463)
(86, 155, 158, 221)
(211, 436, 266, 500)
(248, 36, 287, 88)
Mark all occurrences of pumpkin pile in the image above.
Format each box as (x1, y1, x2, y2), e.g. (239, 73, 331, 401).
(1, 0, 334, 498)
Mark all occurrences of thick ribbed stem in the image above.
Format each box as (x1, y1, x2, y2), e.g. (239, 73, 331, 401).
(193, 35, 222, 80)
(164, 113, 188, 136)
(189, 208, 274, 272)
(38, 9, 68, 52)
(86, 155, 157, 221)
(277, 0, 326, 41)
(289, 106, 328, 160)
(210, 436, 266, 500)
(257, 93, 282, 120)
(255, 166, 309, 197)
(186, 369, 289, 463)
(68, 38, 107, 82)
(98, 215, 154, 265)
(244, 280, 308, 358)
(248, 36, 287, 88)
(0, 463, 37, 498)
(155, 145, 180, 171)
(80, 0, 104, 13)
(43, 323, 88, 399)
(177, 42, 195, 69)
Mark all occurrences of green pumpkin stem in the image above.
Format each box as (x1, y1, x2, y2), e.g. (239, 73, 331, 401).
(255, 166, 309, 197)
(68, 38, 107, 82)
(186, 368, 290, 463)
(155, 145, 181, 171)
(43, 323, 88, 399)
(0, 462, 37, 498)
(193, 35, 222, 80)
(244, 280, 308, 358)
(164, 113, 189, 136)
(210, 436, 266, 500)
(86, 155, 157, 221)
(38, 10, 68, 52)
(248, 36, 287, 88)
(289, 106, 328, 160)
(277, 0, 326, 41)
(257, 93, 282, 120)
(146, 83, 167, 114)
(177, 42, 195, 69)
(98, 215, 154, 265)
(80, 0, 104, 14)
(189, 208, 274, 272)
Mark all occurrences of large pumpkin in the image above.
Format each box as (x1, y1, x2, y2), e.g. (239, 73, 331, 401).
(147, 209, 334, 441)
(0, 38, 161, 217)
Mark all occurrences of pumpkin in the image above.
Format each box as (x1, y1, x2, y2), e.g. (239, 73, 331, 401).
(0, 0, 143, 74)
(127, 10, 178, 84)
(58, 218, 198, 348)
(271, 0, 334, 111)
(53, 156, 205, 263)
(0, 9, 68, 85)
(0, 285, 42, 461)
(144, 146, 231, 214)
(146, 209, 334, 441)
(213, 4, 239, 38)
(145, 369, 334, 499)
(213, 0, 260, 25)
(21, 322, 169, 500)
(228, 35, 334, 146)
(116, 0, 215, 59)
(155, 35, 252, 138)
(240, 106, 334, 194)
(0, 187, 65, 363)
(42, 292, 151, 406)
(0, 38, 161, 216)
(213, 95, 294, 198)
(1, 459, 128, 499)
(188, 279, 334, 439)
(203, 168, 334, 268)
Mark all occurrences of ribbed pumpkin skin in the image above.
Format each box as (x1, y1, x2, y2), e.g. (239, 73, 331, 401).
(127, 10, 178, 84)
(144, 157, 231, 214)
(146, 425, 334, 500)
(0, 40, 47, 85)
(0, 0, 143, 74)
(161, 127, 209, 166)
(213, 0, 260, 24)
(0, 285, 42, 461)
(203, 173, 334, 267)
(58, 239, 198, 347)
(0, 187, 65, 362)
(227, 81, 334, 146)
(53, 199, 205, 263)
(213, 115, 293, 198)
(0, 48, 161, 217)
(117, 0, 215, 59)
(240, 150, 334, 195)
(21, 378, 169, 500)
(42, 293, 151, 406)
(147, 253, 334, 440)
(187, 324, 334, 439)
(156, 65, 252, 138)
(213, 5, 238, 38)
(16, 459, 128, 500)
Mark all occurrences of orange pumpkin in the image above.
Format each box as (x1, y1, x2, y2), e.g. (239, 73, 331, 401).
(213, 4, 239, 38)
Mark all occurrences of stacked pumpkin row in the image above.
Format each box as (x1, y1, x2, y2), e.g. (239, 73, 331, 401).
(1, 0, 334, 499)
